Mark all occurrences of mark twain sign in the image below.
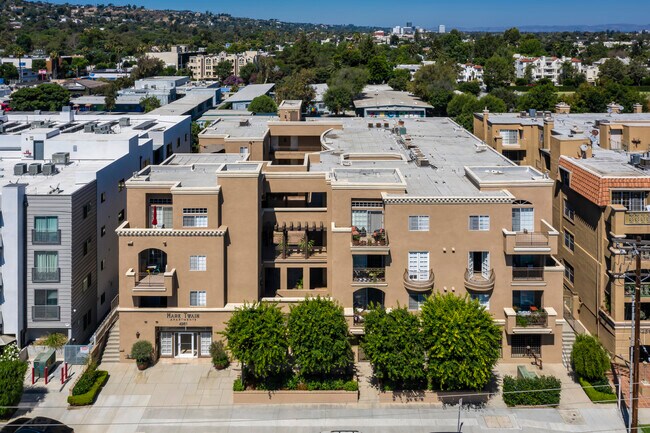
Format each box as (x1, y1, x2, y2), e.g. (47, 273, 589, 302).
(166, 312, 200, 326)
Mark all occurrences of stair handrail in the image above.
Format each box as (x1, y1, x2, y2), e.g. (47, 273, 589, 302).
(90, 294, 119, 348)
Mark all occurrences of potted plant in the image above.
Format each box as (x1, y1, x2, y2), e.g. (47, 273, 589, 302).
(209, 340, 229, 370)
(295, 278, 304, 290)
(277, 239, 287, 259)
(352, 234, 360, 246)
(130, 340, 153, 370)
(299, 236, 315, 259)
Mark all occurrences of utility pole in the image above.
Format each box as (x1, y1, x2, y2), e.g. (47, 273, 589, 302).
(615, 236, 650, 433)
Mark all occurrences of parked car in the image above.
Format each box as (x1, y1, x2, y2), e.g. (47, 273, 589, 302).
(0, 417, 73, 433)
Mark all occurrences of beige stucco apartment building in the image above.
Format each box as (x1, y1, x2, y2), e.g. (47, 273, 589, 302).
(116, 104, 566, 363)
(474, 105, 650, 360)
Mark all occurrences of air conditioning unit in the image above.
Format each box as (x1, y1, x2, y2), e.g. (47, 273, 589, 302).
(95, 125, 111, 134)
(28, 163, 42, 175)
(84, 123, 96, 133)
(14, 163, 27, 175)
(119, 117, 131, 127)
(52, 152, 70, 165)
(42, 162, 57, 175)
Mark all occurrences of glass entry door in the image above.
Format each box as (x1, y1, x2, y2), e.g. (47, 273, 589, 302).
(176, 332, 196, 358)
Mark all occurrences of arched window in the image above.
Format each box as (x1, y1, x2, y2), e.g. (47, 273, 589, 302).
(353, 288, 385, 310)
(138, 248, 167, 274)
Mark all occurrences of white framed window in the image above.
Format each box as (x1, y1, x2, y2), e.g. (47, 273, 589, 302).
(190, 255, 207, 271)
(190, 290, 207, 307)
(200, 332, 212, 356)
(160, 332, 173, 356)
(564, 261, 574, 284)
(408, 251, 430, 280)
(470, 293, 491, 310)
(512, 208, 534, 232)
(501, 129, 519, 145)
(612, 191, 649, 212)
(239, 146, 249, 155)
(408, 292, 428, 310)
(469, 215, 490, 231)
(183, 208, 208, 227)
(563, 199, 575, 221)
(564, 231, 575, 252)
(408, 216, 429, 231)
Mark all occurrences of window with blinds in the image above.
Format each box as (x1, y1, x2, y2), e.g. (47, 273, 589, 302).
(469, 215, 490, 231)
(183, 208, 208, 227)
(190, 291, 207, 307)
(190, 255, 207, 271)
(408, 216, 429, 231)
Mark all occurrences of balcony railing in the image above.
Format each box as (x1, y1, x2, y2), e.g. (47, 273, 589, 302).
(272, 244, 327, 260)
(512, 267, 544, 281)
(32, 268, 61, 283)
(353, 267, 386, 283)
(136, 272, 166, 288)
(32, 230, 61, 245)
(625, 283, 650, 297)
(351, 228, 388, 247)
(515, 310, 548, 328)
(515, 232, 550, 247)
(464, 269, 495, 292)
(403, 269, 435, 292)
(32, 305, 60, 321)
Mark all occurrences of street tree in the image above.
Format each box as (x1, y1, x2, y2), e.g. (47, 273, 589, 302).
(367, 55, 392, 84)
(10, 84, 70, 111)
(287, 297, 352, 378)
(517, 81, 558, 111)
(132, 56, 165, 79)
(388, 68, 411, 91)
(275, 69, 317, 108)
(483, 56, 514, 90)
(421, 294, 501, 391)
(323, 85, 354, 115)
(598, 58, 628, 84)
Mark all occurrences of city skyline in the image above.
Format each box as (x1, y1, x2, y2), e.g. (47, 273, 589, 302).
(46, 0, 650, 29)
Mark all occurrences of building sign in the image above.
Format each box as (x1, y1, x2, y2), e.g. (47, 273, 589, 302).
(624, 212, 650, 225)
(166, 312, 200, 326)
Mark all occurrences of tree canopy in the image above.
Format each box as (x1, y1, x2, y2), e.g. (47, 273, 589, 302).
(248, 95, 278, 114)
(10, 84, 70, 111)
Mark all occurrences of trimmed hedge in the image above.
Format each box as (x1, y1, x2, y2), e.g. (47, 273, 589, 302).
(502, 375, 561, 407)
(578, 377, 617, 403)
(233, 375, 358, 392)
(67, 370, 108, 406)
(0, 360, 28, 419)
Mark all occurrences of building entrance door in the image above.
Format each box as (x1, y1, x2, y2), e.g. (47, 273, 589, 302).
(177, 332, 196, 358)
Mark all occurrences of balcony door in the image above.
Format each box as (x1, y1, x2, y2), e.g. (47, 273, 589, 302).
(468, 251, 490, 278)
(408, 251, 429, 281)
(512, 207, 534, 232)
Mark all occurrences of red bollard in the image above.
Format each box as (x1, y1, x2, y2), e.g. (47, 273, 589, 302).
(60, 367, 64, 384)
(65, 363, 69, 380)
(31, 367, 35, 385)
(44, 366, 48, 385)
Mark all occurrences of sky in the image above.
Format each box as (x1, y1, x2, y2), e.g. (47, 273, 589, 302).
(48, 0, 650, 29)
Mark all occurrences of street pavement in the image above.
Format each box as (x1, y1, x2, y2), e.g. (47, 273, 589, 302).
(2, 360, 631, 433)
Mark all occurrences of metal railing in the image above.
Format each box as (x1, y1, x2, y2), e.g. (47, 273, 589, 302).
(32, 268, 61, 283)
(511, 343, 541, 358)
(352, 267, 386, 283)
(515, 310, 548, 327)
(32, 229, 61, 244)
(32, 305, 60, 321)
(514, 232, 550, 247)
(512, 267, 544, 281)
(136, 272, 165, 287)
(351, 229, 388, 247)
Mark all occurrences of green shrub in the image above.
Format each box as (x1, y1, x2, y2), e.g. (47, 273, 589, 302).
(130, 340, 153, 363)
(343, 380, 359, 392)
(0, 360, 28, 419)
(571, 334, 610, 382)
(35, 333, 68, 350)
(578, 377, 616, 403)
(67, 370, 108, 406)
(209, 341, 229, 369)
(233, 378, 245, 392)
(72, 362, 100, 396)
(502, 375, 561, 407)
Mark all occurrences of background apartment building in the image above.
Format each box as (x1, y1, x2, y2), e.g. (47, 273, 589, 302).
(115, 105, 565, 363)
(514, 55, 582, 85)
(0, 110, 190, 347)
(474, 106, 650, 360)
(188, 51, 261, 80)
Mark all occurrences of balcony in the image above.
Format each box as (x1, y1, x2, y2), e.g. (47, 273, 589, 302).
(32, 230, 61, 245)
(504, 307, 557, 334)
(464, 269, 495, 292)
(606, 204, 650, 236)
(351, 228, 389, 254)
(512, 267, 544, 281)
(403, 269, 435, 292)
(32, 305, 60, 321)
(502, 219, 559, 255)
(32, 268, 61, 283)
(352, 267, 386, 284)
(266, 244, 327, 262)
(126, 268, 177, 297)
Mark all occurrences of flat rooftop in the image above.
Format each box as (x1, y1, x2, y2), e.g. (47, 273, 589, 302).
(227, 83, 275, 104)
(562, 149, 650, 178)
(354, 88, 433, 110)
(199, 116, 273, 139)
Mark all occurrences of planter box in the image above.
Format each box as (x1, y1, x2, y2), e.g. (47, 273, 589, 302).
(379, 390, 490, 404)
(233, 390, 358, 404)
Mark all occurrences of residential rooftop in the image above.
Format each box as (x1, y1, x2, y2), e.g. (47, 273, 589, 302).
(353, 87, 433, 110)
(561, 148, 650, 178)
(226, 83, 275, 104)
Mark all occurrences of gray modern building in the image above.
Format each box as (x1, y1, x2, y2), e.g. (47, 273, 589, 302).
(0, 109, 191, 346)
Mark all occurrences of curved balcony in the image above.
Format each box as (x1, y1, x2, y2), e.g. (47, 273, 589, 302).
(403, 269, 435, 292)
(464, 269, 495, 292)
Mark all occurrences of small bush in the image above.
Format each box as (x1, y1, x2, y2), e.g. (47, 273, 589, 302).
(72, 362, 100, 396)
(35, 333, 68, 350)
(209, 341, 229, 369)
(343, 380, 359, 392)
(571, 334, 610, 382)
(130, 340, 153, 363)
(578, 377, 616, 403)
(0, 360, 28, 419)
(67, 370, 108, 406)
(233, 378, 245, 392)
(502, 375, 561, 407)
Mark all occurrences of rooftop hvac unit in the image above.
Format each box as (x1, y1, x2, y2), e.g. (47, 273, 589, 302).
(239, 119, 250, 127)
(119, 117, 131, 127)
(31, 120, 46, 128)
(28, 163, 42, 175)
(528, 109, 537, 118)
(95, 124, 111, 134)
(630, 154, 642, 165)
(84, 123, 97, 133)
(52, 152, 70, 165)
(640, 157, 650, 168)
(13, 163, 27, 175)
(42, 162, 57, 175)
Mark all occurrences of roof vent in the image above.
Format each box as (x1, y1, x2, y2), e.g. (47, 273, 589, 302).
(239, 119, 250, 127)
